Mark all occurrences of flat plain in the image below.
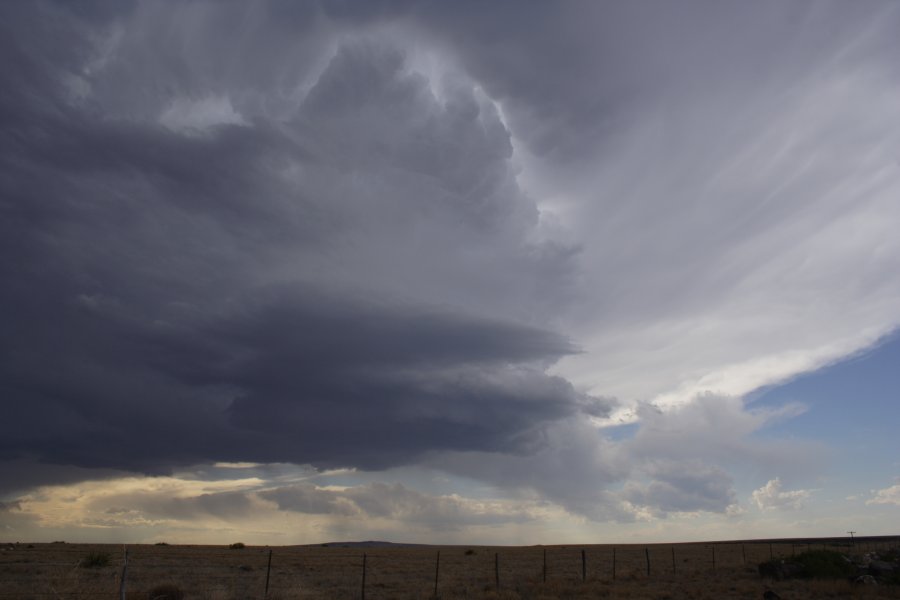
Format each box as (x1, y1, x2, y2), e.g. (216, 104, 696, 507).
(1, 538, 898, 599)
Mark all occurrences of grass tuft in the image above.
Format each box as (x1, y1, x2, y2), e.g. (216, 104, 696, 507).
(148, 583, 184, 600)
(79, 551, 110, 568)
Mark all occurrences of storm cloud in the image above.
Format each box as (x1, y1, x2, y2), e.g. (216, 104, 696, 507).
(0, 0, 594, 487)
(2, 0, 900, 534)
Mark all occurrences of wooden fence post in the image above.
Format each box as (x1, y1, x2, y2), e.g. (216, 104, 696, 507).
(542, 547, 546, 583)
(495, 552, 500, 592)
(645, 547, 650, 577)
(671, 546, 676, 575)
(581, 549, 586, 582)
(434, 551, 440, 598)
(711, 545, 716, 572)
(769, 543, 773, 559)
(612, 547, 616, 581)
(119, 547, 128, 600)
(264, 548, 272, 598)
(742, 544, 746, 565)
(361, 553, 366, 600)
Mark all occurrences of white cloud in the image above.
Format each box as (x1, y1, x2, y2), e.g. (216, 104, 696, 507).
(866, 484, 900, 506)
(752, 478, 812, 511)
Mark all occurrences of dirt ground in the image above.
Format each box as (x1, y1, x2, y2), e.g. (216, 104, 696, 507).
(1, 538, 898, 599)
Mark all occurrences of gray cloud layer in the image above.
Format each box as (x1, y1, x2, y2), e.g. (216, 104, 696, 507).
(0, 0, 598, 495)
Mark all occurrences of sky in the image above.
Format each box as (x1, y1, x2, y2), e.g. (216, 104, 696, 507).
(1, 0, 899, 545)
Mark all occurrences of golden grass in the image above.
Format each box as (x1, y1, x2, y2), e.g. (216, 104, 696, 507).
(0, 539, 897, 599)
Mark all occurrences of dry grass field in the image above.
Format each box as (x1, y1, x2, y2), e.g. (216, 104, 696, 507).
(1, 538, 898, 599)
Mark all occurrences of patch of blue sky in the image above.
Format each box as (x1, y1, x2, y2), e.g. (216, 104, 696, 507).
(601, 422, 639, 442)
(749, 328, 900, 486)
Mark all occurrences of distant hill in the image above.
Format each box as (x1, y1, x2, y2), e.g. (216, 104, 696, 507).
(311, 540, 432, 548)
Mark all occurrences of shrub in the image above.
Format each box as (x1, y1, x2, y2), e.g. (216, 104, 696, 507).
(229, 542, 246, 550)
(794, 550, 858, 578)
(759, 550, 856, 580)
(465, 549, 476, 556)
(154, 542, 169, 546)
(79, 552, 110, 568)
(148, 583, 184, 600)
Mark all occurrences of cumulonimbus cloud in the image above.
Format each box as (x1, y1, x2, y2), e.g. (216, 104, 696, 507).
(1, 0, 898, 529)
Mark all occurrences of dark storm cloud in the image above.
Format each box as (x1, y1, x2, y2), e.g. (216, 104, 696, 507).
(142, 286, 585, 469)
(0, 0, 590, 487)
(7, 0, 897, 528)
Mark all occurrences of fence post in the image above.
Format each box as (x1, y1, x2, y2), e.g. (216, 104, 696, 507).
(742, 544, 746, 565)
(671, 546, 676, 575)
(542, 547, 546, 583)
(434, 551, 440, 598)
(361, 553, 366, 600)
(711, 545, 716, 572)
(645, 547, 650, 577)
(581, 549, 586, 582)
(612, 547, 616, 581)
(495, 552, 500, 592)
(119, 547, 128, 600)
(769, 543, 773, 559)
(264, 548, 272, 598)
